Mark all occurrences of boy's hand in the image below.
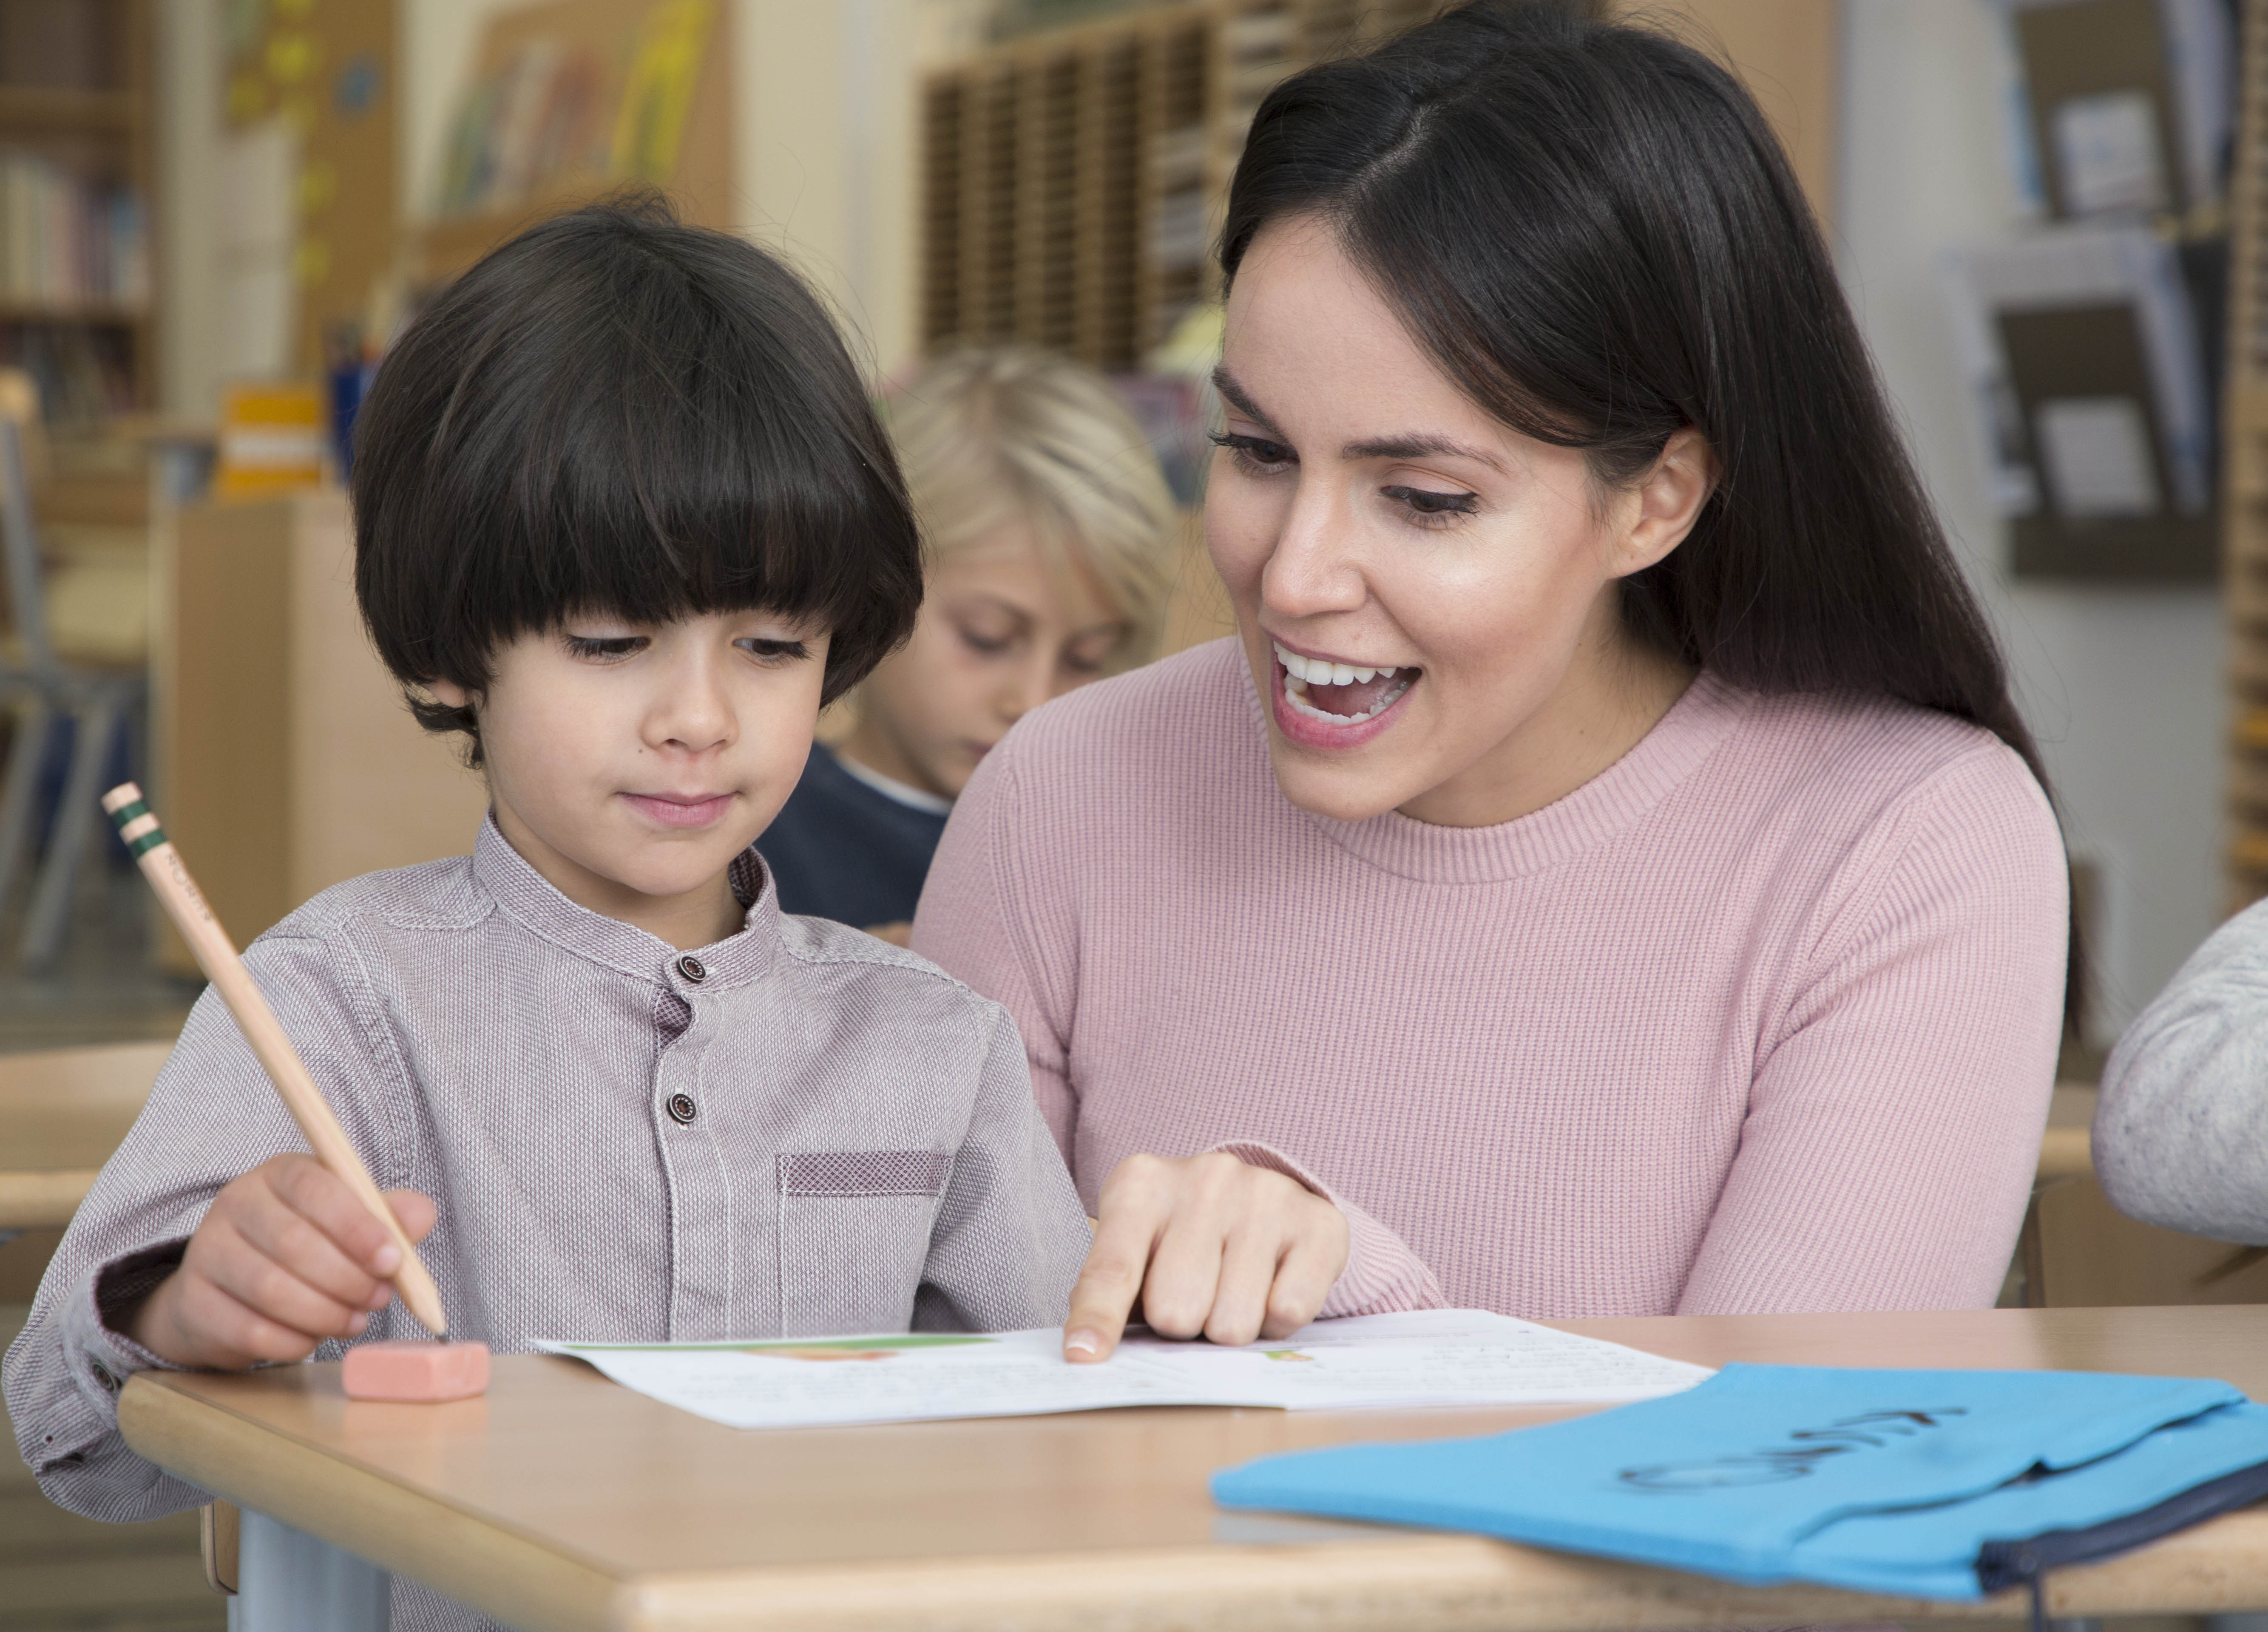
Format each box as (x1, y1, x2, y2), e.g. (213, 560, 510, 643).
(126, 1155, 437, 1371)
(1062, 1151, 1348, 1363)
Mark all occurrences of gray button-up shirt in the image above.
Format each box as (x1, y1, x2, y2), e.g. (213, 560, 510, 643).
(6, 821, 1089, 1553)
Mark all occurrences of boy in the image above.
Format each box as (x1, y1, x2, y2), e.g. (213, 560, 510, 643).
(2, 200, 1091, 1613)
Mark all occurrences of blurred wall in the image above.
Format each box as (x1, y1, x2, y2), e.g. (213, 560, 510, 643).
(1838, 0, 2224, 1039)
(156, 0, 224, 421)
(400, 0, 979, 380)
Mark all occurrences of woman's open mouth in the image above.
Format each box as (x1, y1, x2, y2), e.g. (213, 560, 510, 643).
(1270, 640, 1418, 748)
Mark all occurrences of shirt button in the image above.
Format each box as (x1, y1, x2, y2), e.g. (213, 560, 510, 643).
(667, 1092, 698, 1125)
(676, 954, 707, 984)
(91, 1362, 119, 1394)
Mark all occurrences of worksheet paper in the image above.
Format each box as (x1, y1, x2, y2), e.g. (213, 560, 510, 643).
(534, 1309, 1713, 1432)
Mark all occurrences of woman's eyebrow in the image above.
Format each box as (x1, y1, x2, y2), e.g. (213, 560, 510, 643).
(1343, 432, 1508, 475)
(1211, 366, 1288, 439)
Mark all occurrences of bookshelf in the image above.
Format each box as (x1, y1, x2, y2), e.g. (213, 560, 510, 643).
(2228, 0, 2268, 907)
(0, 0, 154, 420)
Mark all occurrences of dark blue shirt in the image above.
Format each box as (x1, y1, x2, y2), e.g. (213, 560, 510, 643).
(758, 745, 950, 929)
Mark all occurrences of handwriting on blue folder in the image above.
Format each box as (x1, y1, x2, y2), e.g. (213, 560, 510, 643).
(1212, 1363, 2268, 1598)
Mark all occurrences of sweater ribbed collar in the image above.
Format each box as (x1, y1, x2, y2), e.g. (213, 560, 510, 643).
(470, 816, 781, 986)
(1238, 663, 1754, 885)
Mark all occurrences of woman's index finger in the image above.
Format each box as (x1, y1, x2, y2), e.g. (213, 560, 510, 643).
(1061, 1195, 1167, 1362)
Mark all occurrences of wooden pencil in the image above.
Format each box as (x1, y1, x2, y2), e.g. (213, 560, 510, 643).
(101, 782, 449, 1336)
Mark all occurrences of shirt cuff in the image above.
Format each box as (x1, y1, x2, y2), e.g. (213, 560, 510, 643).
(60, 1241, 190, 1419)
(1209, 1140, 1444, 1318)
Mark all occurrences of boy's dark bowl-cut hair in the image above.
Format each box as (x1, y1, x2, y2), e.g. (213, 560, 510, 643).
(352, 193, 921, 758)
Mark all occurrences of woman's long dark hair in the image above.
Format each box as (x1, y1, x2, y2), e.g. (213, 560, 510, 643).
(1221, 0, 2082, 1031)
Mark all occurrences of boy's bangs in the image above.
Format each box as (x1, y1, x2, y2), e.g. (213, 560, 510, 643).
(354, 198, 923, 734)
(491, 346, 885, 643)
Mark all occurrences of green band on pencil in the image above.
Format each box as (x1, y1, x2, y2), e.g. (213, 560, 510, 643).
(106, 799, 148, 828)
(126, 826, 166, 857)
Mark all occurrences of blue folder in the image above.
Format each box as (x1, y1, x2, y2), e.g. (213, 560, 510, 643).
(1212, 1363, 2268, 1600)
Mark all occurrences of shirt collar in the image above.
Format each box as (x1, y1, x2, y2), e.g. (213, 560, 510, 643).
(470, 816, 781, 988)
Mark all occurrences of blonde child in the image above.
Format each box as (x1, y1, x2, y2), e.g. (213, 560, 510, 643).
(760, 348, 1178, 941)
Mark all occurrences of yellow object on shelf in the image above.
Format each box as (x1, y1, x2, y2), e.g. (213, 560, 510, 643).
(214, 382, 325, 500)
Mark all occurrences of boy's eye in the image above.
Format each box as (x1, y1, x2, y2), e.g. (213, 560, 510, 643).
(738, 637, 810, 662)
(565, 634, 645, 660)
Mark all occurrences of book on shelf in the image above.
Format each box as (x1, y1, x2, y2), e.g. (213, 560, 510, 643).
(0, 149, 146, 310)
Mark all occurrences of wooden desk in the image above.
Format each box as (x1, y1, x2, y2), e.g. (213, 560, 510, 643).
(0, 1040, 169, 1231)
(119, 1306, 2268, 1632)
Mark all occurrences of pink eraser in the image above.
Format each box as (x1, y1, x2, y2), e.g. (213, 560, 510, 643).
(341, 1341, 490, 1402)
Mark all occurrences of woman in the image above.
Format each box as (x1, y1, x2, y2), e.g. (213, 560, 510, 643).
(914, 0, 2071, 1358)
(761, 347, 1177, 941)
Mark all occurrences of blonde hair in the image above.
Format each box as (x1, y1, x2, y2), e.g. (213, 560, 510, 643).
(888, 347, 1178, 666)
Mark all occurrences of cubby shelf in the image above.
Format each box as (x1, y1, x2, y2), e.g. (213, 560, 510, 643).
(2229, 0, 2268, 909)
(919, 0, 1432, 371)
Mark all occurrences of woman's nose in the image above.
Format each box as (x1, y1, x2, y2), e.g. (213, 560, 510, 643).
(1262, 484, 1365, 618)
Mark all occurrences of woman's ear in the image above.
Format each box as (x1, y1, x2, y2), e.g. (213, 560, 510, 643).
(1613, 427, 1717, 578)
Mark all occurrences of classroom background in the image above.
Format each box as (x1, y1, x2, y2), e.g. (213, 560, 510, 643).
(0, 0, 2251, 1624)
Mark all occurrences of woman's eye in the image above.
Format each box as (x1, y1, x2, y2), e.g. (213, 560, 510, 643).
(957, 627, 1013, 656)
(564, 634, 644, 660)
(1382, 484, 1479, 524)
(1209, 431, 1295, 473)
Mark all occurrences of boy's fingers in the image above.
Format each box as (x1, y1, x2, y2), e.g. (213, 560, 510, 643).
(173, 1273, 336, 1366)
(384, 1188, 437, 1245)
(196, 1217, 370, 1343)
(228, 1184, 386, 1311)
(265, 1156, 402, 1275)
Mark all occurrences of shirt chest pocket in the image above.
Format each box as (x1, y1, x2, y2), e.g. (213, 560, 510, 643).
(776, 1151, 953, 1337)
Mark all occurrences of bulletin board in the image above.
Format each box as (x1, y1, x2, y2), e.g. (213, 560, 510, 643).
(413, 0, 737, 283)
(222, 0, 398, 379)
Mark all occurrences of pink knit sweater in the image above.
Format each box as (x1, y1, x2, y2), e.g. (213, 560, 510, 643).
(912, 640, 2069, 1318)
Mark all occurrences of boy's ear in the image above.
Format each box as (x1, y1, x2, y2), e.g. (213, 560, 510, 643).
(427, 679, 473, 711)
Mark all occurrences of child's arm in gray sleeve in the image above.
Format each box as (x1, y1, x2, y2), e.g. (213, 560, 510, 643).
(2097, 897, 2268, 1243)
(1, 929, 399, 1522)
(913, 1006, 1091, 1332)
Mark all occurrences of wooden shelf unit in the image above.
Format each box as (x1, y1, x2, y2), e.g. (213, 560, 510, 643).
(2228, 0, 2268, 908)
(0, 0, 156, 416)
(919, 1, 1433, 371)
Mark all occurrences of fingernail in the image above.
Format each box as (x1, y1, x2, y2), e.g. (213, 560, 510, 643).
(1064, 1329, 1102, 1360)
(372, 1244, 401, 1275)
(348, 1312, 369, 1336)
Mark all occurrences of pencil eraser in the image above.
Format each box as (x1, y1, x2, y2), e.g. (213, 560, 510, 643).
(342, 1340, 490, 1402)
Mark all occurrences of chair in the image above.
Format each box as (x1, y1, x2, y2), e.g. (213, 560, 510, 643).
(0, 410, 145, 969)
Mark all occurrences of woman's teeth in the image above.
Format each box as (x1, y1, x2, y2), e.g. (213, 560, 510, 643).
(1272, 640, 1416, 725)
